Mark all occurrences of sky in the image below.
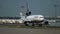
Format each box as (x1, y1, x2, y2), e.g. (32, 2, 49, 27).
(0, 0, 60, 17)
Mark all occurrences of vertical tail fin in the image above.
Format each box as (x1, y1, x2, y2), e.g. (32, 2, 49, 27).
(20, 12, 25, 20)
(25, 3, 31, 16)
(20, 12, 23, 19)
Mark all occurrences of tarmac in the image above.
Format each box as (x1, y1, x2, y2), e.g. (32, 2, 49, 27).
(0, 27, 60, 34)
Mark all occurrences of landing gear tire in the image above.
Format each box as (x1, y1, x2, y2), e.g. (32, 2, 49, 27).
(24, 21, 29, 26)
(44, 21, 48, 25)
(32, 22, 35, 26)
(38, 23, 42, 27)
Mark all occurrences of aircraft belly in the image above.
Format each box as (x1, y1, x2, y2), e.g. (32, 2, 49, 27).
(25, 20, 44, 23)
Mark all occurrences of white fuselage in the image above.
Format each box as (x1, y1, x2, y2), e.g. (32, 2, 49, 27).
(25, 15, 44, 21)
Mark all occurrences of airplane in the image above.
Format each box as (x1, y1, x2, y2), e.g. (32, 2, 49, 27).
(20, 12, 49, 26)
(19, 3, 49, 27)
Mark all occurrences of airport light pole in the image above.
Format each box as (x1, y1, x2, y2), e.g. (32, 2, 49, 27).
(54, 4, 58, 20)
